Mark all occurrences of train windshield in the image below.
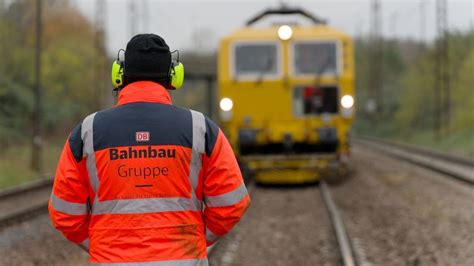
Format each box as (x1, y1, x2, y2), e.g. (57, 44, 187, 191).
(233, 43, 279, 78)
(292, 41, 339, 75)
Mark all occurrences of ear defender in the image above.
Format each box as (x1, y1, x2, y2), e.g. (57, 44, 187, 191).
(170, 61, 184, 90)
(111, 60, 124, 88)
(111, 49, 183, 90)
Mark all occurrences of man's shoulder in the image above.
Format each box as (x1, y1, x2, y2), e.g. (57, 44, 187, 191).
(186, 109, 220, 156)
(98, 103, 195, 116)
(186, 108, 219, 129)
(76, 104, 219, 125)
(174, 107, 221, 156)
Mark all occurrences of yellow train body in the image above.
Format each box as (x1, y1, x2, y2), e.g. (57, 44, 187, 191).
(217, 22, 355, 184)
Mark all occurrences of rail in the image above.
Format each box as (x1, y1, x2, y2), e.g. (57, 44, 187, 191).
(354, 136, 474, 185)
(320, 181, 358, 266)
(0, 178, 52, 227)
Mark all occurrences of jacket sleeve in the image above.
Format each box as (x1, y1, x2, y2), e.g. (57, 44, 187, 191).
(201, 119, 250, 246)
(48, 123, 90, 250)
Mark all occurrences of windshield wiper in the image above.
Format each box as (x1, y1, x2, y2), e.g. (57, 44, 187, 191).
(255, 56, 274, 85)
(314, 53, 334, 87)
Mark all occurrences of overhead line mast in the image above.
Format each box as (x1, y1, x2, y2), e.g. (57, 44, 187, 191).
(434, 0, 450, 137)
(95, 0, 107, 108)
(368, 0, 383, 115)
(31, 0, 43, 172)
(419, 1, 426, 45)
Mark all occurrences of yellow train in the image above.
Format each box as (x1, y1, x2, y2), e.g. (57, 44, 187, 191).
(217, 7, 355, 184)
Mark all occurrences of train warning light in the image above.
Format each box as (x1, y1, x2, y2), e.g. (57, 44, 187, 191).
(278, 25, 293, 41)
(341, 95, 354, 108)
(220, 97, 234, 112)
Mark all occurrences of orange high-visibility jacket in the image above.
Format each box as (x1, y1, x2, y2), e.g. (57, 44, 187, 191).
(49, 81, 250, 265)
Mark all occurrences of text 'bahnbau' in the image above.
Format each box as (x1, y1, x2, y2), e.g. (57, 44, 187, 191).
(110, 146, 176, 160)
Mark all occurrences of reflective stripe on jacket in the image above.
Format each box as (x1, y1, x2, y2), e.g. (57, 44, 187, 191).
(48, 81, 250, 265)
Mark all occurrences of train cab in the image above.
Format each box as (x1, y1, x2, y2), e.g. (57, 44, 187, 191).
(217, 7, 355, 184)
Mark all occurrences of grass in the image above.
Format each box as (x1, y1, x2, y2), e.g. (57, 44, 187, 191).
(354, 118, 474, 157)
(0, 140, 63, 189)
(399, 129, 474, 156)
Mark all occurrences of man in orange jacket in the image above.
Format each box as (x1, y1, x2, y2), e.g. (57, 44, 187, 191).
(49, 34, 250, 265)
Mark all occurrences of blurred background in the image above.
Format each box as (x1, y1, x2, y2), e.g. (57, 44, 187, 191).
(0, 1, 473, 265)
(0, 0, 472, 188)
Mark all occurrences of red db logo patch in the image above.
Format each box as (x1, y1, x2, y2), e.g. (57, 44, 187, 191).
(135, 132, 150, 142)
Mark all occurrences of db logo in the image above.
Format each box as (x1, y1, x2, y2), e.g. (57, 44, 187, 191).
(135, 131, 150, 142)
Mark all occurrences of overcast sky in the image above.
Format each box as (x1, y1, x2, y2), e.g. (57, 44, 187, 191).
(71, 0, 474, 55)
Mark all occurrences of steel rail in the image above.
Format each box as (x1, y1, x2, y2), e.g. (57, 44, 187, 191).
(356, 136, 474, 166)
(0, 201, 49, 228)
(0, 178, 52, 200)
(354, 137, 474, 185)
(0, 179, 52, 228)
(320, 181, 357, 266)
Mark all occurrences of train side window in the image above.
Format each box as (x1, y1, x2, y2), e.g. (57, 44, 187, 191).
(293, 86, 339, 116)
(291, 41, 340, 76)
(232, 42, 280, 79)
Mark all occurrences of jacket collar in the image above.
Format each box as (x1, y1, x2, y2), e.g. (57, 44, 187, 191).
(117, 81, 172, 106)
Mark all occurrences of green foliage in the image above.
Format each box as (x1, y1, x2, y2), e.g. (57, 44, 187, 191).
(0, 140, 62, 188)
(395, 53, 435, 130)
(0, 0, 108, 186)
(453, 47, 474, 129)
(0, 0, 106, 147)
(355, 31, 474, 155)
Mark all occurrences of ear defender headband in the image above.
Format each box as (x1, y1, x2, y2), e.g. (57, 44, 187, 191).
(111, 49, 125, 89)
(169, 50, 184, 90)
(110, 49, 185, 90)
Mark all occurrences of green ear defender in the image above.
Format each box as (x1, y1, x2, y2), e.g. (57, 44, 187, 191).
(169, 50, 184, 90)
(111, 60, 124, 88)
(111, 49, 125, 88)
(111, 48, 184, 90)
(170, 61, 184, 90)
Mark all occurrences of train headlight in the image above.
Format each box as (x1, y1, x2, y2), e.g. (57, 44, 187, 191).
(278, 25, 293, 41)
(219, 97, 233, 112)
(341, 95, 354, 109)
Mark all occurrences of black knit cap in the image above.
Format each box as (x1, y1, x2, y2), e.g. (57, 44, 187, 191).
(124, 33, 171, 86)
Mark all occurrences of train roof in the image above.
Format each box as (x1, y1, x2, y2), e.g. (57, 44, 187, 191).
(221, 6, 351, 43)
(221, 24, 352, 43)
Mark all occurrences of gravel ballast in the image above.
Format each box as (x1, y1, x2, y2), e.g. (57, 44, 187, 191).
(329, 145, 474, 266)
(0, 214, 88, 265)
(2, 144, 472, 266)
(209, 185, 340, 266)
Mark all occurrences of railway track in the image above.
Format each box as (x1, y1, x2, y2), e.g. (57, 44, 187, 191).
(354, 136, 474, 185)
(208, 180, 359, 266)
(320, 181, 358, 266)
(2, 174, 358, 265)
(0, 178, 52, 228)
(0, 177, 254, 254)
